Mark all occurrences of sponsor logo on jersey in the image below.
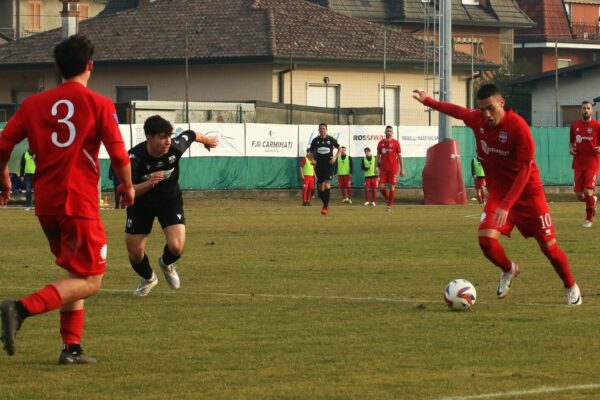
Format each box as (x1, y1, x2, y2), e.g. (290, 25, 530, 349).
(168, 155, 176, 164)
(142, 167, 175, 181)
(177, 214, 182, 220)
(480, 140, 509, 156)
(127, 218, 133, 228)
(499, 131, 508, 143)
(157, 161, 165, 168)
(382, 148, 388, 154)
(317, 147, 331, 155)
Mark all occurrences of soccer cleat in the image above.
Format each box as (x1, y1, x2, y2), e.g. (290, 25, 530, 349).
(347, 198, 352, 204)
(158, 257, 180, 289)
(341, 198, 348, 203)
(565, 283, 582, 306)
(385, 206, 392, 212)
(301, 202, 308, 206)
(58, 348, 97, 365)
(371, 202, 376, 207)
(1, 300, 24, 356)
(582, 220, 593, 228)
(496, 262, 519, 299)
(364, 201, 370, 206)
(132, 272, 158, 296)
(320, 206, 329, 215)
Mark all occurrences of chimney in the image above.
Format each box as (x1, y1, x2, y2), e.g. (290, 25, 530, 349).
(60, 0, 80, 39)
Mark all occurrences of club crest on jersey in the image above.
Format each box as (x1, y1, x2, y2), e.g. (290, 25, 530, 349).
(588, 128, 593, 134)
(576, 135, 583, 143)
(168, 155, 176, 164)
(499, 131, 508, 143)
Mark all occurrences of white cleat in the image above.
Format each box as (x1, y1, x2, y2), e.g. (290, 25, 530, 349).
(566, 283, 582, 306)
(371, 202, 376, 207)
(158, 256, 180, 289)
(364, 201, 370, 206)
(582, 220, 593, 228)
(497, 262, 519, 299)
(133, 272, 158, 296)
(347, 198, 352, 204)
(385, 206, 392, 212)
(341, 198, 348, 203)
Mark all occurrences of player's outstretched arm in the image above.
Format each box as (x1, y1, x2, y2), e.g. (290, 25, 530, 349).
(412, 89, 473, 122)
(194, 131, 218, 151)
(0, 161, 11, 205)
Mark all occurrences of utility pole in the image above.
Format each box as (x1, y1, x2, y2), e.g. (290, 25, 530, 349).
(383, 28, 387, 125)
(439, 0, 452, 141)
(555, 37, 560, 127)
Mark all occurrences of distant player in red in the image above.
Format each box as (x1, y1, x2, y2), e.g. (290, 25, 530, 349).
(377, 125, 404, 212)
(300, 148, 316, 206)
(569, 100, 600, 228)
(0, 34, 135, 363)
(413, 84, 581, 305)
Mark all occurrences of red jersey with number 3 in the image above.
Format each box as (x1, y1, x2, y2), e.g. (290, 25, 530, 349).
(0, 81, 129, 218)
(377, 138, 401, 173)
(570, 119, 600, 171)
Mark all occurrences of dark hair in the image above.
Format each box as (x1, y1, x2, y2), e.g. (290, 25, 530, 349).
(385, 125, 393, 130)
(53, 34, 94, 79)
(144, 115, 174, 137)
(306, 147, 311, 152)
(340, 146, 346, 149)
(318, 123, 328, 128)
(364, 147, 371, 152)
(476, 84, 502, 100)
(582, 100, 593, 106)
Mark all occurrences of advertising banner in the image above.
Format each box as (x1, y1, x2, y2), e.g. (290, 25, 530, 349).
(298, 125, 350, 157)
(245, 124, 298, 157)
(99, 124, 132, 159)
(398, 126, 439, 158)
(189, 123, 245, 157)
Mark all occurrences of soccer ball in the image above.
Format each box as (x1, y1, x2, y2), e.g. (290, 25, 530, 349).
(444, 279, 477, 311)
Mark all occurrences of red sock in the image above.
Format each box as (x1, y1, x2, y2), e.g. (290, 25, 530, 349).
(20, 285, 62, 316)
(380, 188, 389, 202)
(371, 189, 376, 202)
(347, 187, 352, 198)
(365, 188, 370, 202)
(478, 237, 512, 272)
(541, 243, 575, 288)
(388, 190, 395, 206)
(585, 194, 595, 221)
(60, 309, 85, 346)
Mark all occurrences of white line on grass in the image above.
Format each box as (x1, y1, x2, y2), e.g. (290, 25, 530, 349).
(0, 286, 594, 309)
(436, 383, 600, 400)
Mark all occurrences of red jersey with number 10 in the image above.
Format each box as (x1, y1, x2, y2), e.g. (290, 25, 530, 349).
(0, 81, 129, 218)
(570, 119, 600, 171)
(377, 138, 401, 173)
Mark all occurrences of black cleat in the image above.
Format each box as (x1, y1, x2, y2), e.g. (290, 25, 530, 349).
(1, 300, 24, 356)
(58, 348, 98, 365)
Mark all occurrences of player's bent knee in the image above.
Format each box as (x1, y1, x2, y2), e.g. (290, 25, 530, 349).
(478, 236, 497, 252)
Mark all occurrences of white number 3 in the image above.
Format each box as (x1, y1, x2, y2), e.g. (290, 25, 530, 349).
(51, 99, 76, 148)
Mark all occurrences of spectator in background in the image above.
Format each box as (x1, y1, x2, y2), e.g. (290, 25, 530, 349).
(299, 148, 316, 206)
(362, 147, 378, 206)
(471, 157, 487, 204)
(20, 148, 35, 210)
(336, 146, 353, 204)
(108, 163, 121, 209)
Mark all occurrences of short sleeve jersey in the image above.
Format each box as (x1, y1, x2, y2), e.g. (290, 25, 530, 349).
(0, 81, 129, 218)
(570, 119, 600, 171)
(377, 138, 401, 173)
(309, 135, 340, 165)
(129, 130, 196, 204)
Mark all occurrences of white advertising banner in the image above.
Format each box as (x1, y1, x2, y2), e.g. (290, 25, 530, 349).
(189, 123, 245, 157)
(348, 125, 387, 157)
(398, 126, 439, 158)
(99, 124, 132, 160)
(245, 124, 298, 157)
(298, 125, 350, 157)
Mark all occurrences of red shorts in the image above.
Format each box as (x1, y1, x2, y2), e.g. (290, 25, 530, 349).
(379, 170, 398, 186)
(365, 176, 378, 189)
(303, 175, 315, 191)
(38, 215, 108, 276)
(573, 169, 597, 192)
(338, 175, 351, 189)
(474, 177, 487, 190)
(479, 194, 555, 242)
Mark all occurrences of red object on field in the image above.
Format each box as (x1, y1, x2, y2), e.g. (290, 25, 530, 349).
(422, 140, 468, 205)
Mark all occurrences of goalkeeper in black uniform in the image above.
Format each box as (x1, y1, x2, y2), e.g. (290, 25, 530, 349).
(124, 115, 218, 296)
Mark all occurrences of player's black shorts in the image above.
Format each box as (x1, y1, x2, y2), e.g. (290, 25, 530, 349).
(315, 162, 334, 183)
(125, 194, 185, 234)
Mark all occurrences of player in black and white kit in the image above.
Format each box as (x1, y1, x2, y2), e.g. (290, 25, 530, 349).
(124, 115, 218, 296)
(309, 123, 341, 214)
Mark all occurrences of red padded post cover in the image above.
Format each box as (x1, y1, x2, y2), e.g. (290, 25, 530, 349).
(422, 140, 468, 205)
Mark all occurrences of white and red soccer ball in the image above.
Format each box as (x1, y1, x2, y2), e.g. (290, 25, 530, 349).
(444, 279, 477, 311)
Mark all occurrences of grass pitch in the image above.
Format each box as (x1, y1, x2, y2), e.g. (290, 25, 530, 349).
(1, 195, 600, 400)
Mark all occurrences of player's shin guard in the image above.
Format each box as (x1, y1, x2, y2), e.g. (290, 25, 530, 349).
(317, 188, 325, 205)
(585, 194, 595, 221)
(323, 188, 331, 207)
(388, 189, 395, 207)
(60, 309, 84, 346)
(131, 254, 153, 280)
(380, 188, 389, 202)
(20, 284, 63, 316)
(541, 243, 575, 288)
(162, 244, 181, 265)
(478, 236, 513, 272)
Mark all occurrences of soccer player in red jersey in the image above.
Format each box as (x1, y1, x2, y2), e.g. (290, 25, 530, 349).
(0, 34, 135, 363)
(413, 84, 582, 305)
(377, 126, 404, 212)
(569, 100, 600, 228)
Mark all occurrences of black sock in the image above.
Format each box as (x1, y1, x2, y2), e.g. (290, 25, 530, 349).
(323, 188, 331, 207)
(162, 244, 181, 265)
(131, 254, 153, 280)
(15, 301, 29, 320)
(317, 189, 324, 204)
(65, 343, 82, 355)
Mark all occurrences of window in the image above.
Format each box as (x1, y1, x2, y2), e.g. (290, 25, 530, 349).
(79, 4, 89, 20)
(27, 1, 41, 31)
(557, 59, 572, 69)
(379, 85, 400, 126)
(116, 86, 149, 103)
(307, 84, 339, 108)
(461, 0, 479, 5)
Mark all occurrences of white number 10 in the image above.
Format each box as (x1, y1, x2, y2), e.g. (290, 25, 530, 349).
(51, 99, 76, 148)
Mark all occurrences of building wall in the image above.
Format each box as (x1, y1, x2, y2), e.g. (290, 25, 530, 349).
(530, 67, 600, 126)
(541, 49, 589, 71)
(570, 3, 600, 25)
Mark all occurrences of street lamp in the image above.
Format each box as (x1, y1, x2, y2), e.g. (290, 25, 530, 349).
(323, 76, 330, 109)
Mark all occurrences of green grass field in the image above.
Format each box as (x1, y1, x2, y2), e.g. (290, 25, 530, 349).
(1, 195, 600, 400)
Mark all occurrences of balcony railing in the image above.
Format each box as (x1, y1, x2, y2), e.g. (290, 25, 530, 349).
(571, 22, 600, 40)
